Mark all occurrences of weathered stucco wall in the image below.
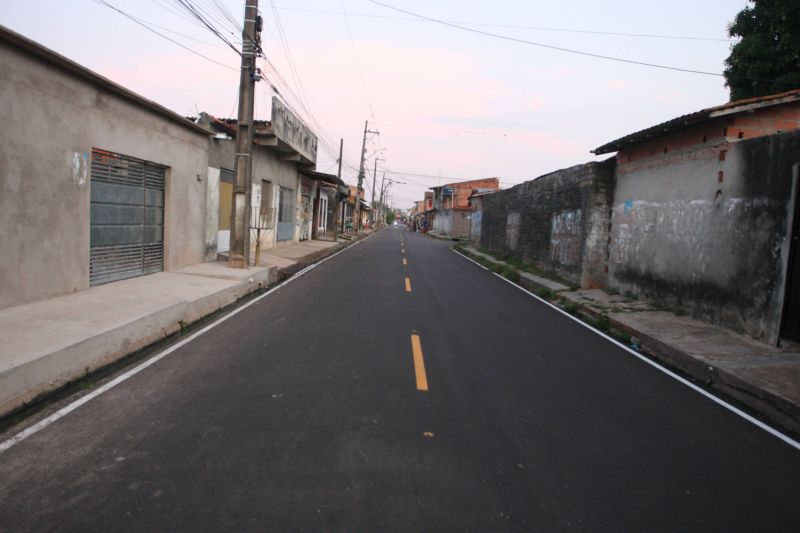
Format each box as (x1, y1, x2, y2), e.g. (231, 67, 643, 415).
(252, 148, 301, 247)
(432, 210, 453, 235)
(609, 131, 800, 343)
(481, 160, 615, 287)
(452, 210, 471, 238)
(0, 39, 209, 309)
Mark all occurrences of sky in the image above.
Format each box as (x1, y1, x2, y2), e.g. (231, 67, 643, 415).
(0, 0, 746, 208)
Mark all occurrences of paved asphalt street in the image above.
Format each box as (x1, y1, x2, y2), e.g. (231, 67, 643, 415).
(1, 228, 799, 531)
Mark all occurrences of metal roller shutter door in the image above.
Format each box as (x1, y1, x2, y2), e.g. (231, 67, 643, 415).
(89, 149, 166, 286)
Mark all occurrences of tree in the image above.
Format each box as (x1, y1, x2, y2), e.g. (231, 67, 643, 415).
(724, 0, 800, 101)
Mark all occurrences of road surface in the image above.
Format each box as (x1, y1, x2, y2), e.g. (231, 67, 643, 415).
(1, 228, 798, 531)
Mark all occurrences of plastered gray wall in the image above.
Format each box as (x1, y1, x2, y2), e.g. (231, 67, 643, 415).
(480, 160, 615, 287)
(609, 131, 800, 343)
(252, 148, 301, 247)
(0, 42, 209, 309)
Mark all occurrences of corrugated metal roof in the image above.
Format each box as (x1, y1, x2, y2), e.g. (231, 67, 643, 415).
(592, 89, 800, 155)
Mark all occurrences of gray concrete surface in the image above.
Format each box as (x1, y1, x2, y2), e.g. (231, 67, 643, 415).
(0, 239, 346, 419)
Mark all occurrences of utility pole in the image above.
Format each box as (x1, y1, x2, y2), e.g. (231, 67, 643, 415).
(382, 180, 393, 224)
(229, 0, 261, 268)
(355, 120, 379, 231)
(378, 172, 387, 221)
(336, 138, 343, 236)
(371, 157, 378, 207)
(370, 156, 384, 225)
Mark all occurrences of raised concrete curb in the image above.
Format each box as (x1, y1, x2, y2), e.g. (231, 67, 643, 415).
(463, 246, 571, 294)
(0, 264, 274, 418)
(455, 245, 800, 435)
(0, 238, 354, 420)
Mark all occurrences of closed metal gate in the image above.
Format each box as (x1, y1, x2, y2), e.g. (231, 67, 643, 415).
(90, 149, 165, 285)
(277, 186, 295, 241)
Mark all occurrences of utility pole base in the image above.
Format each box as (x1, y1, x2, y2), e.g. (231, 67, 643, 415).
(229, 255, 247, 268)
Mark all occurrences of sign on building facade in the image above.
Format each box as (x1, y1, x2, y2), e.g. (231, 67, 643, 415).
(272, 96, 318, 164)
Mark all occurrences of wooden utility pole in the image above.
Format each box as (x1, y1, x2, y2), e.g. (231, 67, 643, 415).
(229, 0, 261, 268)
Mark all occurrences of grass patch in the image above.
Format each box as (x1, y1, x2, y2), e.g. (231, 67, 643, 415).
(587, 314, 611, 333)
(502, 266, 521, 282)
(560, 302, 578, 315)
(536, 287, 554, 300)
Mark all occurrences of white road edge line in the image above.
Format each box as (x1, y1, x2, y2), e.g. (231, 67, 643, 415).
(451, 248, 800, 452)
(0, 236, 372, 455)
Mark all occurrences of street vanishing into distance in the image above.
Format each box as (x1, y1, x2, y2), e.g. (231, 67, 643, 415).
(1, 228, 799, 531)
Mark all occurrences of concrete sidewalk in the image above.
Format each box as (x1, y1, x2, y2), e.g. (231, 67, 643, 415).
(0, 239, 346, 419)
(460, 246, 800, 435)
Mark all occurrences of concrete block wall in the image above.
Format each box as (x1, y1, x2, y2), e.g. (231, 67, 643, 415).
(480, 159, 615, 287)
(609, 130, 800, 344)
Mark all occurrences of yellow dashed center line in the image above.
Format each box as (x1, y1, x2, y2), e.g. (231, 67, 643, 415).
(405, 277, 412, 292)
(410, 333, 429, 391)
(403, 258, 407, 266)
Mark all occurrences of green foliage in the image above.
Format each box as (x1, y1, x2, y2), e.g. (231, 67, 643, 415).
(536, 287, 554, 300)
(588, 314, 611, 333)
(386, 211, 396, 224)
(561, 302, 578, 315)
(502, 266, 521, 283)
(724, 0, 800, 100)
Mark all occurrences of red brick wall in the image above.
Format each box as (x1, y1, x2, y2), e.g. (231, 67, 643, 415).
(617, 102, 800, 175)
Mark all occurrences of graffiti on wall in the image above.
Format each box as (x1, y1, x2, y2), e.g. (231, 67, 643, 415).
(506, 212, 521, 250)
(550, 209, 583, 266)
(471, 211, 482, 239)
(72, 151, 89, 186)
(610, 197, 782, 284)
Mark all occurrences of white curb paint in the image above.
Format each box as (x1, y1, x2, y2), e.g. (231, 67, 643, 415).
(452, 248, 800, 452)
(0, 237, 370, 455)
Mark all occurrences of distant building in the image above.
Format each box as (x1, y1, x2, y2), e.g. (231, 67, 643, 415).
(429, 178, 500, 238)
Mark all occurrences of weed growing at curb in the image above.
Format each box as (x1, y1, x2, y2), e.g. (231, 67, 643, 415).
(536, 288, 554, 300)
(502, 266, 521, 283)
(560, 302, 578, 315)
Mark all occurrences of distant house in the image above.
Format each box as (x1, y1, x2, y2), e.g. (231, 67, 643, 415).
(342, 185, 370, 233)
(429, 178, 500, 238)
(0, 25, 210, 308)
(468, 189, 498, 248)
(593, 89, 800, 344)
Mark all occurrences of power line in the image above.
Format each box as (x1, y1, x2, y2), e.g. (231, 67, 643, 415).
(93, 0, 238, 71)
(272, 5, 731, 43)
(368, 0, 725, 78)
(340, 0, 376, 119)
(168, 0, 242, 55)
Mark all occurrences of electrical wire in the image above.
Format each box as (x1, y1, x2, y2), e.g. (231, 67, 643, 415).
(168, 0, 242, 55)
(368, 0, 725, 78)
(340, 0, 376, 119)
(93, 0, 238, 71)
(272, 5, 731, 42)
